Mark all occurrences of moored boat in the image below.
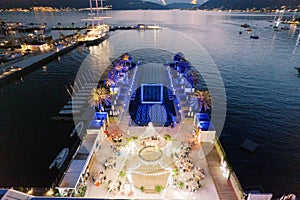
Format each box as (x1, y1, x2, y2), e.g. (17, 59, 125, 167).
(70, 122, 84, 137)
(146, 24, 162, 29)
(250, 35, 259, 39)
(79, 0, 111, 46)
(49, 148, 69, 169)
(135, 24, 162, 30)
(241, 23, 250, 28)
(83, 26, 109, 46)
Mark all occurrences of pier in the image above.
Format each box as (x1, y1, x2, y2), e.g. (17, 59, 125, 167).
(0, 24, 163, 85)
(52, 53, 243, 199)
(1, 24, 160, 33)
(0, 41, 83, 85)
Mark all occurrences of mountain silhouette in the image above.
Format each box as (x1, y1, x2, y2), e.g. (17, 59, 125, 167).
(0, 0, 165, 10)
(200, 0, 300, 10)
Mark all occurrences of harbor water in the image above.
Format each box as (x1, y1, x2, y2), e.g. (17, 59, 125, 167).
(0, 10, 300, 196)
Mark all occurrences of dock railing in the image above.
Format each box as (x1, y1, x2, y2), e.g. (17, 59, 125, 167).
(214, 137, 246, 200)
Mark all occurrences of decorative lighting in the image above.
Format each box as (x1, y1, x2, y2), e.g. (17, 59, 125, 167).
(220, 158, 230, 179)
(27, 188, 33, 194)
(46, 189, 54, 196)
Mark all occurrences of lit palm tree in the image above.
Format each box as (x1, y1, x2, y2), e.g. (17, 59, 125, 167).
(121, 53, 131, 61)
(105, 77, 115, 88)
(115, 64, 123, 72)
(192, 90, 212, 112)
(106, 71, 117, 87)
(88, 87, 111, 111)
(185, 70, 200, 88)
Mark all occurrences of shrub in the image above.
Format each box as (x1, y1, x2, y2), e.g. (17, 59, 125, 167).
(154, 185, 164, 193)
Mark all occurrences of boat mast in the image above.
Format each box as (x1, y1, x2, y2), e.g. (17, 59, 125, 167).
(100, 0, 104, 24)
(95, 0, 100, 26)
(89, 0, 94, 29)
(292, 9, 297, 22)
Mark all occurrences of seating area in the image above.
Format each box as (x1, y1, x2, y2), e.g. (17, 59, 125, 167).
(129, 86, 177, 127)
(65, 53, 235, 199)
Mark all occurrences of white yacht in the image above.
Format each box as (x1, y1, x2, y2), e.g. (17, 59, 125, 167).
(146, 24, 162, 29)
(79, 0, 111, 46)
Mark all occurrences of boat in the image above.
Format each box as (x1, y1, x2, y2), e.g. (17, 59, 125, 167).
(287, 9, 300, 27)
(135, 24, 146, 29)
(79, 0, 111, 46)
(250, 35, 259, 39)
(70, 122, 84, 137)
(82, 25, 109, 46)
(272, 8, 287, 30)
(49, 148, 69, 169)
(241, 23, 250, 28)
(147, 24, 162, 29)
(135, 24, 162, 30)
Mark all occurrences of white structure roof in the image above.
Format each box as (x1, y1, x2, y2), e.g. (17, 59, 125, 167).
(58, 134, 98, 189)
(59, 160, 86, 189)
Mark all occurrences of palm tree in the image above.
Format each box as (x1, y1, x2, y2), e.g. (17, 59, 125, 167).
(114, 64, 123, 72)
(105, 77, 115, 88)
(192, 90, 212, 112)
(106, 71, 117, 88)
(186, 70, 199, 88)
(88, 87, 111, 111)
(121, 53, 131, 61)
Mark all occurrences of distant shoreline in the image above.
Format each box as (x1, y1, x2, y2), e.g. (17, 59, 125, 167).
(0, 8, 296, 13)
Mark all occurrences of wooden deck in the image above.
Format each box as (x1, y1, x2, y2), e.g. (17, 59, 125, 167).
(206, 145, 240, 200)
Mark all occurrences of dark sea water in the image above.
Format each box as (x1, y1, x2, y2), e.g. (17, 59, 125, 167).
(0, 10, 300, 197)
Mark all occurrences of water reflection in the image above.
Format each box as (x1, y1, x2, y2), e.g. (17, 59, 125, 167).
(42, 65, 47, 74)
(292, 31, 300, 55)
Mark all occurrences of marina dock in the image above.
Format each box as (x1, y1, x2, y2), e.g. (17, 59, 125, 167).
(4, 24, 160, 32)
(0, 41, 83, 85)
(0, 24, 162, 85)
